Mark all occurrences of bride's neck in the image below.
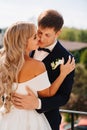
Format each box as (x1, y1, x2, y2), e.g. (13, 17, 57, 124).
(24, 54, 31, 61)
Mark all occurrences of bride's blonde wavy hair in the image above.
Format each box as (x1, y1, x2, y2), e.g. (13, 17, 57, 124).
(0, 22, 36, 113)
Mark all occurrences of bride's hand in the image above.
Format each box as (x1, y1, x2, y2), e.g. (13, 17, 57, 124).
(60, 56, 75, 77)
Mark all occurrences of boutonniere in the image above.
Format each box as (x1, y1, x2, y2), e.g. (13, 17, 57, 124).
(51, 58, 63, 70)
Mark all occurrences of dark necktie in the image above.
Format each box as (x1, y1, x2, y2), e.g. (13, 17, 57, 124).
(38, 47, 51, 53)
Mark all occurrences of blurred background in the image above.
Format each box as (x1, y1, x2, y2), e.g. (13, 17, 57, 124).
(0, 0, 87, 129)
(0, 0, 87, 28)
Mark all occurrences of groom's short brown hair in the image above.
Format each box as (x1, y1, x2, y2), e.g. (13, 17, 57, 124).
(38, 9, 64, 32)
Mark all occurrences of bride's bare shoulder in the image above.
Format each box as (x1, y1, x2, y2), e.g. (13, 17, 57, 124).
(32, 59, 46, 72)
(18, 58, 46, 82)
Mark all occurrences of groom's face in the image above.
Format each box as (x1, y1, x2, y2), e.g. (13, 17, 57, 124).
(37, 26, 58, 48)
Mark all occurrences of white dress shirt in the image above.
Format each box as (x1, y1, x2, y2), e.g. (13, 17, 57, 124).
(34, 40, 57, 109)
(34, 40, 57, 61)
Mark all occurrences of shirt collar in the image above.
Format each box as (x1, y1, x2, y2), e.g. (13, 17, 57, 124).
(45, 40, 57, 51)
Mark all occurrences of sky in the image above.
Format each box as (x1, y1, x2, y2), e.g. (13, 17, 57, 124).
(0, 0, 87, 29)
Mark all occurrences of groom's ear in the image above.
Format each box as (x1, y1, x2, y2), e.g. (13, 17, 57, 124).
(56, 30, 61, 38)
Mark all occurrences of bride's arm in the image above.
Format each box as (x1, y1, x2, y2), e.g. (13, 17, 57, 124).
(38, 57, 75, 97)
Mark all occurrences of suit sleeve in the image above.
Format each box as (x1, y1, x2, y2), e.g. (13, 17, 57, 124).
(37, 70, 75, 113)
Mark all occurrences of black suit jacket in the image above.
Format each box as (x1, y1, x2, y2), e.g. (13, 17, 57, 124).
(32, 41, 75, 130)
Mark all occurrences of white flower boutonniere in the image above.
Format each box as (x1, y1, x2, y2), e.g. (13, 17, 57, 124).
(51, 58, 63, 70)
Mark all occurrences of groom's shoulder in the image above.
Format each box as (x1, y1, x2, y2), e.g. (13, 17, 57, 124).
(56, 40, 71, 54)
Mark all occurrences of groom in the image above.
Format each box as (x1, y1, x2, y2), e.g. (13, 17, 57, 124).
(13, 10, 75, 130)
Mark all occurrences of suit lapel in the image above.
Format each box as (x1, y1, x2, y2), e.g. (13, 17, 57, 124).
(30, 50, 35, 58)
(43, 41, 62, 63)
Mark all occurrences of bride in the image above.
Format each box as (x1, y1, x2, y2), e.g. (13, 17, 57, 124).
(0, 22, 75, 130)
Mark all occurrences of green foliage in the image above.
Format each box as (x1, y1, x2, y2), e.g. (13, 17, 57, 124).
(80, 49, 87, 69)
(73, 64, 87, 94)
(59, 27, 87, 43)
(78, 30, 87, 42)
(62, 64, 87, 112)
(71, 51, 80, 63)
(59, 27, 75, 41)
(64, 113, 71, 122)
(71, 48, 87, 65)
(72, 64, 87, 111)
(59, 28, 75, 41)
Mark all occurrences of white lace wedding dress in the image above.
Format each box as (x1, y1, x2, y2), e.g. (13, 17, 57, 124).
(0, 71, 52, 130)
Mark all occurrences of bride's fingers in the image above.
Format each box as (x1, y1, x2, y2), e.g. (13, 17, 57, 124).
(68, 55, 72, 63)
(67, 56, 75, 65)
(71, 57, 75, 64)
(61, 57, 64, 64)
(65, 55, 71, 65)
(71, 60, 75, 70)
(70, 58, 75, 68)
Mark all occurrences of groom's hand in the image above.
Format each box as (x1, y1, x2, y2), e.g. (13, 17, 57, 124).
(12, 87, 39, 110)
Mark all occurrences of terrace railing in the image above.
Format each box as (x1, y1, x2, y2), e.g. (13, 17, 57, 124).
(59, 109, 87, 130)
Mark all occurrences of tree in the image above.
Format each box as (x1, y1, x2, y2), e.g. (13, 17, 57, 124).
(62, 64, 87, 112)
(59, 28, 76, 41)
(78, 30, 87, 43)
(80, 49, 87, 69)
(59, 27, 87, 43)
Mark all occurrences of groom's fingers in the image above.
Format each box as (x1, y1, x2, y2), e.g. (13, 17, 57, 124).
(11, 93, 24, 107)
(12, 97, 23, 108)
(12, 86, 35, 99)
(26, 86, 36, 96)
(13, 103, 24, 109)
(12, 96, 25, 109)
(11, 87, 37, 110)
(12, 92, 25, 99)
(14, 105, 23, 109)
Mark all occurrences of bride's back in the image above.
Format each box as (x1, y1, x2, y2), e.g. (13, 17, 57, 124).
(18, 58, 46, 83)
